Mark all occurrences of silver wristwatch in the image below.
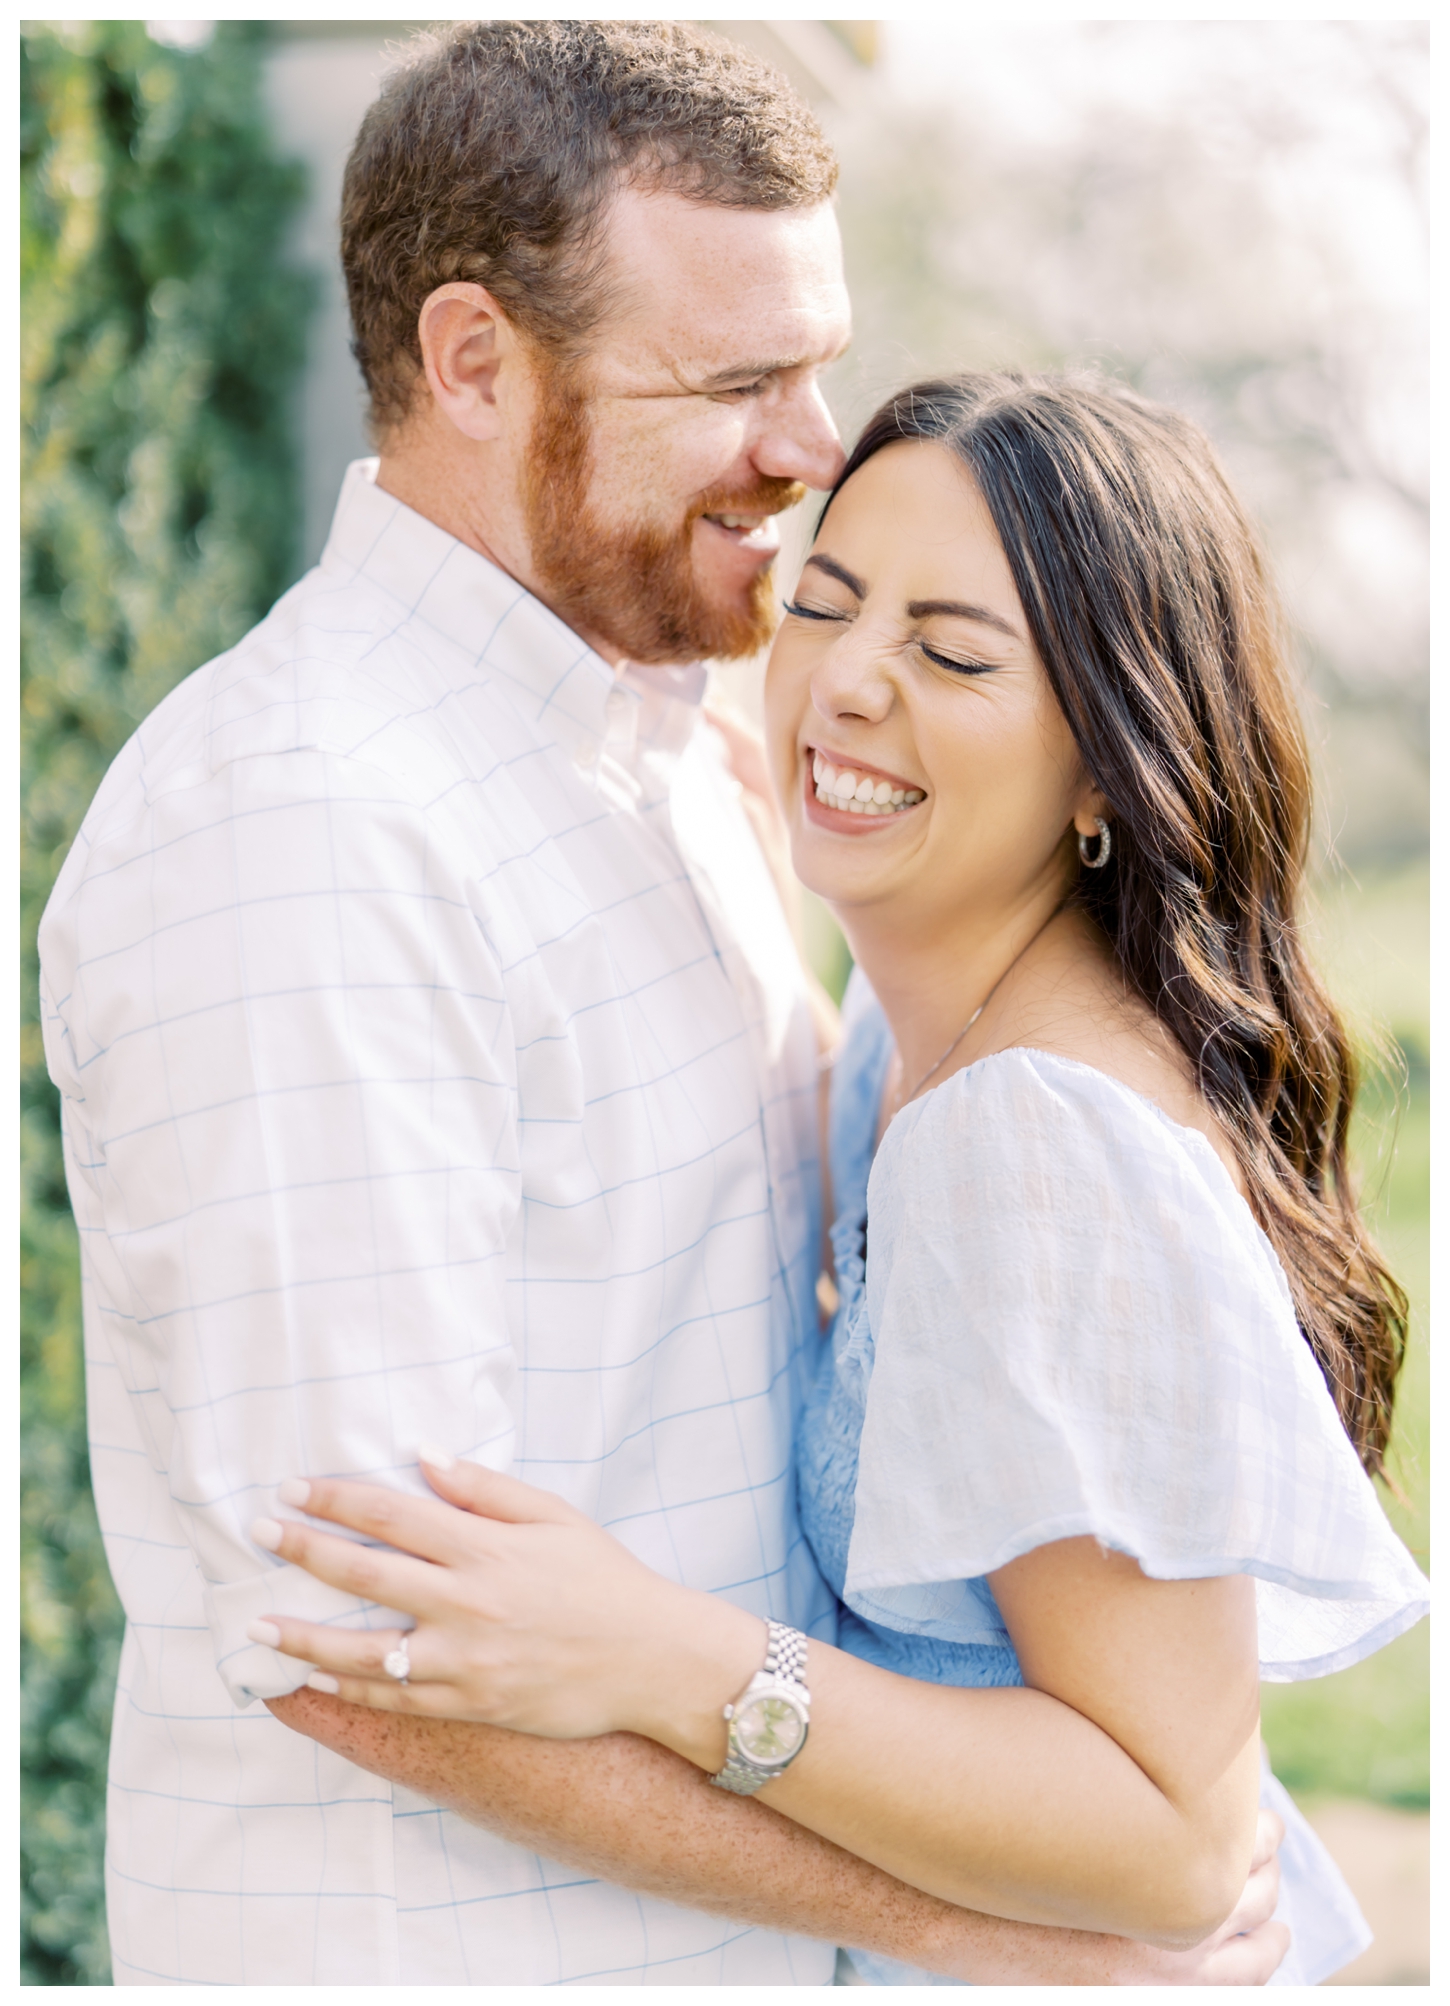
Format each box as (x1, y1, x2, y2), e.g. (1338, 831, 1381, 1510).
(710, 1620, 811, 1795)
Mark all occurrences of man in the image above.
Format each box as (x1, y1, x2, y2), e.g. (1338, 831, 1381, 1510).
(41, 21, 1286, 1985)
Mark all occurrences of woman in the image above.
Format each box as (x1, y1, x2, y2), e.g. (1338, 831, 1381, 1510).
(247, 375, 1428, 1983)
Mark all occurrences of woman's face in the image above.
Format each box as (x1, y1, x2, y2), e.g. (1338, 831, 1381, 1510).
(765, 439, 1099, 937)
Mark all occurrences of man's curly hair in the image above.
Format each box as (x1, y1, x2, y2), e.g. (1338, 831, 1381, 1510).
(341, 19, 839, 432)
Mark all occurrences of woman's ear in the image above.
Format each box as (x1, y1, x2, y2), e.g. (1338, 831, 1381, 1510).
(416, 282, 522, 444)
(1072, 783, 1112, 844)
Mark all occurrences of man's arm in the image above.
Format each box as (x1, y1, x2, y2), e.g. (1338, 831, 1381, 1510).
(269, 1691, 1288, 1984)
(43, 752, 525, 1708)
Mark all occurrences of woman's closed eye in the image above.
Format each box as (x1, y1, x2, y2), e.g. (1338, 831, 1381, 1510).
(782, 596, 1000, 673)
(917, 639, 998, 676)
(783, 597, 851, 624)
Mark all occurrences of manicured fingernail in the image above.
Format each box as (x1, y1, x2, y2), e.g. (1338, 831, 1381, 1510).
(306, 1672, 340, 1695)
(277, 1478, 311, 1509)
(250, 1516, 284, 1553)
(247, 1619, 282, 1648)
(418, 1442, 455, 1473)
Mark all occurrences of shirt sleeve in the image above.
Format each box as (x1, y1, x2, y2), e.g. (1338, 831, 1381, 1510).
(41, 745, 520, 1705)
(843, 1049, 1429, 1680)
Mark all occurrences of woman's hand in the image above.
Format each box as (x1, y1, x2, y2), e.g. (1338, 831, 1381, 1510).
(246, 1453, 763, 1757)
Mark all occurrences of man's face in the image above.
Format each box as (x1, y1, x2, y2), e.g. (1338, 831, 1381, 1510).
(522, 188, 851, 665)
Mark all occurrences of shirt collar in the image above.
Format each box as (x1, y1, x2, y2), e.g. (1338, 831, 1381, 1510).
(319, 459, 708, 804)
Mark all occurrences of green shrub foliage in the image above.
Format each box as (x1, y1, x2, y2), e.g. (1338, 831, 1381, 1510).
(21, 22, 311, 1982)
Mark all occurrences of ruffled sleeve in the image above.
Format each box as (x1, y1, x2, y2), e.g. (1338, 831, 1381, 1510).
(844, 1049, 1428, 1681)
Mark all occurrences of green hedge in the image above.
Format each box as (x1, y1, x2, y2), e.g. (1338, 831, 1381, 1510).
(20, 22, 312, 1982)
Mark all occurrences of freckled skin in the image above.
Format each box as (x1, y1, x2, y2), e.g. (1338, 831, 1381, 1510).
(267, 1689, 975, 1963)
(268, 1688, 1280, 1982)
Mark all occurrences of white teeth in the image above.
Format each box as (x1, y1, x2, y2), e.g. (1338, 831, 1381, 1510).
(810, 754, 925, 817)
(812, 782, 924, 815)
(714, 514, 756, 530)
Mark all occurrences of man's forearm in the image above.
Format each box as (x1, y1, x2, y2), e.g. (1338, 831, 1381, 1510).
(266, 1692, 1175, 1983)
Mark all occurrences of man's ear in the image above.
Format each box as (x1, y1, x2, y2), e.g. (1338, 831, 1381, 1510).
(417, 282, 523, 444)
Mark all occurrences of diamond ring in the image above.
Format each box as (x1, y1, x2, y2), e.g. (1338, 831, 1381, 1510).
(382, 1638, 411, 1685)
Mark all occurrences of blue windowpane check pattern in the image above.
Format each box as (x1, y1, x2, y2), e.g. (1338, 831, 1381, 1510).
(40, 461, 837, 1986)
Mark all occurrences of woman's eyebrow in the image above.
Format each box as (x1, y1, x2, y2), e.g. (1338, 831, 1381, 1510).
(907, 597, 1022, 642)
(802, 553, 867, 597)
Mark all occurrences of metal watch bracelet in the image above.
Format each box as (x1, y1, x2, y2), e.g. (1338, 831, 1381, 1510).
(709, 1620, 811, 1796)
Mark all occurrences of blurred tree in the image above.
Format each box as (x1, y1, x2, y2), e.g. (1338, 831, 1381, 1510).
(20, 20, 311, 1982)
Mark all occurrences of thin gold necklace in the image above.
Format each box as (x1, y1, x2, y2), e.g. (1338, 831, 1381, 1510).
(887, 905, 1066, 1120)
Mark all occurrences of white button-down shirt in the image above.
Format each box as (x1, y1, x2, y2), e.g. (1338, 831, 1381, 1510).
(40, 461, 836, 1986)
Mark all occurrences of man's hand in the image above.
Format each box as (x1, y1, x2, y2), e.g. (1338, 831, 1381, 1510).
(268, 1691, 1289, 1984)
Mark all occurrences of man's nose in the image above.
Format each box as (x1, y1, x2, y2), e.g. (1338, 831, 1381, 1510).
(752, 382, 846, 493)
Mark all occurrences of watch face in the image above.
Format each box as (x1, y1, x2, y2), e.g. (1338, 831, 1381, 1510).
(735, 1692, 806, 1766)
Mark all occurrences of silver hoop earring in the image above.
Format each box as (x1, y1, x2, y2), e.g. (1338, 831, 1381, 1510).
(1077, 817, 1112, 869)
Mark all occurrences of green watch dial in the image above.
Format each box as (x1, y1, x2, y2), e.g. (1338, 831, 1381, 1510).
(735, 1693, 806, 1765)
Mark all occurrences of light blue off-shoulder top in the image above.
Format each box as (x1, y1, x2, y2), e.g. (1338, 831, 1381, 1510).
(801, 972, 1428, 1987)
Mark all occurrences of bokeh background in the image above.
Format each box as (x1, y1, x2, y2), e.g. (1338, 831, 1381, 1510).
(20, 18, 1429, 1986)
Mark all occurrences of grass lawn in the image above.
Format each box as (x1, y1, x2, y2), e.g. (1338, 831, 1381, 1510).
(1259, 859, 1430, 1806)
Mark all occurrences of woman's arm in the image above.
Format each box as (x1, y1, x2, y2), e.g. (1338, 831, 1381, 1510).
(757, 1541, 1261, 1948)
(250, 1463, 1262, 1949)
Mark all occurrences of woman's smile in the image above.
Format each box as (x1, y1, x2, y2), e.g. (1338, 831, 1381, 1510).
(804, 744, 926, 829)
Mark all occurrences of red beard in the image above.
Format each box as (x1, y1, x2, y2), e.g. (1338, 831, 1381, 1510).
(525, 365, 804, 664)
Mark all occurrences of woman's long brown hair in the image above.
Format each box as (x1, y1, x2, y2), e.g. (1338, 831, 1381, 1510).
(830, 373, 1407, 1476)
